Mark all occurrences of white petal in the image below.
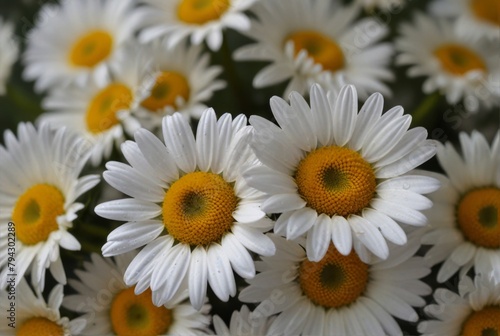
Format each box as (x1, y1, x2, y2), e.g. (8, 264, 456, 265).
(134, 128, 178, 181)
(95, 199, 162, 221)
(309, 84, 332, 146)
(163, 113, 197, 173)
(362, 209, 407, 245)
(243, 166, 297, 194)
(333, 85, 358, 147)
(232, 202, 265, 223)
(306, 214, 333, 261)
(232, 225, 276, 256)
(59, 232, 81, 251)
(153, 243, 191, 304)
(349, 92, 384, 151)
(331, 216, 352, 256)
(124, 236, 173, 286)
(348, 215, 389, 259)
(377, 189, 433, 211)
(221, 233, 255, 279)
(103, 163, 165, 202)
(261, 194, 306, 213)
(196, 108, 219, 172)
(371, 199, 427, 226)
(286, 207, 317, 240)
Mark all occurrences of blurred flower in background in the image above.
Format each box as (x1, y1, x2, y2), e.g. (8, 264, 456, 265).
(0, 0, 499, 335)
(0, 18, 18, 96)
(234, 0, 394, 98)
(23, 0, 142, 92)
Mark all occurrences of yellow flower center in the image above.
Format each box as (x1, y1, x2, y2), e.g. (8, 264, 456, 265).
(141, 71, 190, 112)
(434, 44, 487, 75)
(177, 0, 231, 24)
(110, 287, 172, 336)
(17, 317, 64, 336)
(457, 187, 500, 249)
(162, 172, 238, 246)
(299, 244, 369, 308)
(471, 0, 500, 26)
(86, 83, 133, 134)
(12, 184, 64, 246)
(69, 30, 113, 68)
(285, 30, 345, 72)
(461, 306, 500, 336)
(295, 146, 376, 217)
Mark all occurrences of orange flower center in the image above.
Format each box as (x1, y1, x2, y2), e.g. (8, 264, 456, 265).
(141, 71, 190, 112)
(295, 146, 376, 217)
(434, 44, 486, 75)
(12, 184, 65, 245)
(17, 317, 64, 336)
(85, 83, 133, 134)
(110, 287, 172, 336)
(457, 187, 500, 248)
(162, 172, 237, 246)
(69, 30, 113, 67)
(461, 305, 500, 336)
(470, 0, 500, 26)
(177, 0, 230, 24)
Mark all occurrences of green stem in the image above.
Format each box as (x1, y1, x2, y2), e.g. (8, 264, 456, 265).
(411, 92, 442, 126)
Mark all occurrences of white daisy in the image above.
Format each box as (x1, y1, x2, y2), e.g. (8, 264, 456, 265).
(138, 0, 257, 51)
(0, 280, 86, 335)
(63, 251, 212, 335)
(134, 42, 226, 129)
(234, 0, 394, 98)
(430, 0, 500, 41)
(212, 305, 275, 336)
(0, 18, 19, 95)
(23, 0, 142, 92)
(419, 274, 500, 336)
(245, 84, 438, 262)
(39, 42, 149, 166)
(239, 233, 431, 336)
(422, 130, 500, 283)
(95, 108, 275, 310)
(396, 13, 500, 112)
(0, 123, 100, 291)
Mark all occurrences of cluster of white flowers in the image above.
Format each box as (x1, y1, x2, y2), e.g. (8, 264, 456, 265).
(0, 0, 498, 335)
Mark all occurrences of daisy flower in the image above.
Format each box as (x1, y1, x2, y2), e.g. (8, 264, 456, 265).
(0, 123, 100, 291)
(23, 0, 142, 92)
(0, 18, 19, 95)
(39, 43, 149, 166)
(134, 42, 225, 129)
(138, 0, 258, 51)
(245, 84, 438, 262)
(430, 0, 500, 41)
(396, 13, 500, 112)
(234, 0, 394, 98)
(63, 252, 212, 335)
(419, 274, 500, 336)
(239, 233, 431, 336)
(0, 280, 86, 335)
(95, 108, 275, 310)
(422, 130, 500, 283)
(213, 305, 274, 336)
